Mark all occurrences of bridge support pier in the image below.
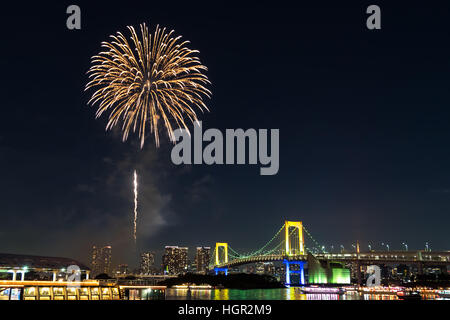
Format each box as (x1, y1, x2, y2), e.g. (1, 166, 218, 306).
(214, 267, 228, 276)
(284, 260, 305, 286)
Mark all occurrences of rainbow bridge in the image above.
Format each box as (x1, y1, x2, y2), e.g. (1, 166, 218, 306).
(210, 220, 450, 285)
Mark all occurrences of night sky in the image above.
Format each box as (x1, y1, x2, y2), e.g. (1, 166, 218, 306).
(1, 1, 449, 268)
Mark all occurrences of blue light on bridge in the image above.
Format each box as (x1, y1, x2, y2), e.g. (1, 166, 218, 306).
(284, 260, 305, 286)
(214, 267, 228, 276)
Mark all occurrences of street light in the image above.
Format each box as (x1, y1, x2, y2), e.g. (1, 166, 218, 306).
(402, 242, 408, 251)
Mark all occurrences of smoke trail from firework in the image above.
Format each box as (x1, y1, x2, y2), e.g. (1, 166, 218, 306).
(133, 170, 138, 245)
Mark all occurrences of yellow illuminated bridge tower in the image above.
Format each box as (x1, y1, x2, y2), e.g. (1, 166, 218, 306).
(214, 243, 229, 275)
(284, 221, 304, 256)
(284, 220, 306, 285)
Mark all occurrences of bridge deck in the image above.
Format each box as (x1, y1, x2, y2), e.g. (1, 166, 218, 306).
(213, 251, 450, 269)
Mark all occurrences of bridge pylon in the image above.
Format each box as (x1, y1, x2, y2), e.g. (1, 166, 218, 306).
(284, 221, 304, 256)
(214, 243, 229, 276)
(284, 259, 305, 286)
(215, 243, 228, 265)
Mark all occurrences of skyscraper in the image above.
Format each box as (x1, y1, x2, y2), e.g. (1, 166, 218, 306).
(162, 246, 188, 275)
(140, 252, 155, 274)
(91, 245, 112, 277)
(195, 247, 211, 274)
(116, 264, 129, 275)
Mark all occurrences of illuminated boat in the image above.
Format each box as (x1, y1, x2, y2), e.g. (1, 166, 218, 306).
(299, 286, 345, 294)
(438, 290, 450, 299)
(359, 286, 404, 294)
(396, 290, 421, 300)
(0, 280, 121, 300)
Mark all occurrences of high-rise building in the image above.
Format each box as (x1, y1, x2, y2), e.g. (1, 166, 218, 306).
(162, 246, 188, 275)
(116, 264, 129, 275)
(255, 262, 265, 274)
(264, 262, 276, 275)
(140, 252, 155, 274)
(195, 247, 211, 274)
(246, 265, 255, 274)
(91, 245, 112, 277)
(188, 261, 197, 273)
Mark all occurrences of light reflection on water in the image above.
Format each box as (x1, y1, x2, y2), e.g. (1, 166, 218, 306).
(164, 288, 432, 300)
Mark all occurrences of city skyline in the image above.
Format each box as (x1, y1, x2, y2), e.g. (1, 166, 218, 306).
(86, 238, 445, 278)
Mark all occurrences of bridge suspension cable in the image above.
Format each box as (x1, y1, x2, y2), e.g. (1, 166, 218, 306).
(226, 224, 298, 259)
(302, 225, 325, 253)
(237, 224, 285, 257)
(264, 238, 286, 255)
(228, 246, 241, 257)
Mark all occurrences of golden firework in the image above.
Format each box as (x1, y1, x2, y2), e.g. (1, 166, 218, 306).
(86, 23, 211, 147)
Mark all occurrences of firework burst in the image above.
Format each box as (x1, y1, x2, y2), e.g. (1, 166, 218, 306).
(86, 23, 211, 147)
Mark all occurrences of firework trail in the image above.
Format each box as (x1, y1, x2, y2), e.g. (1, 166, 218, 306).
(133, 170, 138, 245)
(86, 23, 211, 148)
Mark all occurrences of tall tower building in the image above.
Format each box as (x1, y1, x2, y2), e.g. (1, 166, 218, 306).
(162, 246, 188, 275)
(195, 247, 211, 274)
(179, 247, 188, 272)
(115, 264, 129, 275)
(91, 245, 112, 277)
(140, 252, 155, 274)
